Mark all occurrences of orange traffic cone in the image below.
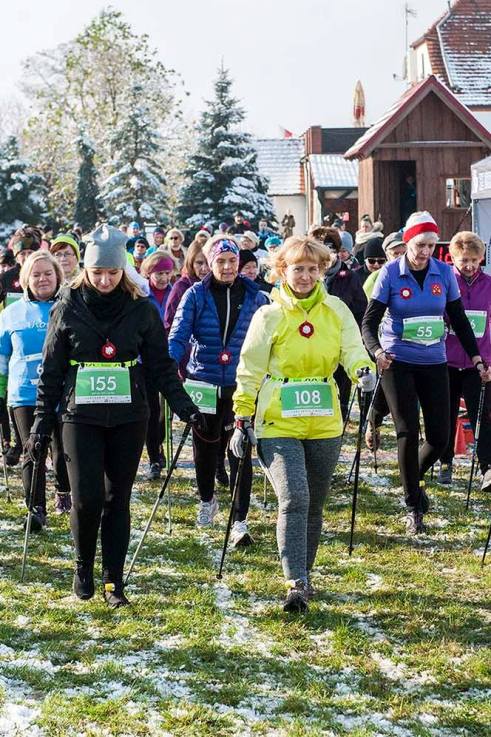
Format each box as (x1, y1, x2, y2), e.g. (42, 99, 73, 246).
(454, 417, 468, 455)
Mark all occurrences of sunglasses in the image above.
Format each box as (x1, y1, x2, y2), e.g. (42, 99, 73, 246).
(367, 258, 386, 265)
(169, 236, 180, 240)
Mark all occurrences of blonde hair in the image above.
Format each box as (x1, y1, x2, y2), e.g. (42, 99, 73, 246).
(20, 251, 63, 293)
(71, 269, 146, 299)
(449, 231, 485, 258)
(270, 236, 332, 281)
(140, 250, 177, 278)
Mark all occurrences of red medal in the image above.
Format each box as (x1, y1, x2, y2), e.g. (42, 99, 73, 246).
(101, 339, 117, 359)
(431, 283, 442, 296)
(400, 287, 412, 300)
(218, 350, 232, 365)
(299, 321, 315, 338)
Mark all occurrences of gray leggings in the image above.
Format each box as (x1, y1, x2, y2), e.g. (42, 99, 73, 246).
(258, 436, 342, 582)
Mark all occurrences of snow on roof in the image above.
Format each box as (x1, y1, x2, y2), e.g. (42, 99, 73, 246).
(344, 75, 491, 160)
(412, 0, 491, 108)
(309, 154, 358, 189)
(254, 138, 304, 195)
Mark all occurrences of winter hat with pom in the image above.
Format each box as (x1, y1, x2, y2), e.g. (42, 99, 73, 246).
(403, 211, 439, 243)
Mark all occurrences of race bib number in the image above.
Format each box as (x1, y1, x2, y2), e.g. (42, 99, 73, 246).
(75, 366, 131, 404)
(402, 316, 444, 345)
(281, 381, 333, 417)
(25, 353, 43, 386)
(5, 293, 22, 307)
(184, 379, 217, 414)
(465, 310, 487, 339)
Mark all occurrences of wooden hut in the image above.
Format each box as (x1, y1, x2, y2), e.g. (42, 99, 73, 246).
(344, 75, 491, 239)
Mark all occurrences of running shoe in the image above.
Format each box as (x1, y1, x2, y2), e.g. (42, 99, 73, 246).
(147, 463, 161, 481)
(481, 468, 491, 494)
(283, 579, 309, 613)
(438, 463, 453, 485)
(54, 492, 72, 515)
(406, 510, 426, 535)
(230, 520, 253, 547)
(196, 496, 219, 527)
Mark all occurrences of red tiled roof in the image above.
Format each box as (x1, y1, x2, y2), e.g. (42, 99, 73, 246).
(344, 74, 491, 160)
(411, 0, 491, 107)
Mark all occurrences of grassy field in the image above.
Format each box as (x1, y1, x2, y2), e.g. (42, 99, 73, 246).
(0, 418, 489, 737)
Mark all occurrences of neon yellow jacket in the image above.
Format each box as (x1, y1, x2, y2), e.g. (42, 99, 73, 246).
(233, 281, 374, 439)
(363, 269, 381, 299)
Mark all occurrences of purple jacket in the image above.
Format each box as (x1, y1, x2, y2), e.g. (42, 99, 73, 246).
(164, 275, 197, 332)
(446, 268, 491, 369)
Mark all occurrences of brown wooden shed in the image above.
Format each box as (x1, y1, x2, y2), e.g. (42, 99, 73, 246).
(344, 75, 491, 239)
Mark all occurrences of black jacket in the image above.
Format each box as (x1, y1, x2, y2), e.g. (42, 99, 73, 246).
(324, 263, 367, 326)
(0, 264, 22, 306)
(32, 286, 196, 433)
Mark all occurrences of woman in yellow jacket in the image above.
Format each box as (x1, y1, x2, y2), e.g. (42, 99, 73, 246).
(231, 236, 375, 612)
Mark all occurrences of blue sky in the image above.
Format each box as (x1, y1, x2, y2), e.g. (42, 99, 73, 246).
(1, 0, 449, 136)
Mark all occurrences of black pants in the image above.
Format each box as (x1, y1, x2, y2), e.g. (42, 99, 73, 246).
(0, 403, 10, 444)
(62, 421, 147, 583)
(14, 405, 70, 511)
(334, 366, 351, 422)
(441, 367, 491, 473)
(9, 406, 21, 448)
(381, 361, 450, 510)
(192, 394, 252, 522)
(145, 383, 166, 465)
(371, 386, 390, 428)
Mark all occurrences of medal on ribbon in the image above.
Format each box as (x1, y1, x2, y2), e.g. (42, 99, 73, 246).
(299, 321, 315, 338)
(101, 339, 117, 359)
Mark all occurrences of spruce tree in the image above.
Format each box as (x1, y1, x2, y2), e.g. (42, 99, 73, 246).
(177, 66, 274, 229)
(0, 136, 46, 238)
(74, 133, 101, 232)
(101, 91, 168, 224)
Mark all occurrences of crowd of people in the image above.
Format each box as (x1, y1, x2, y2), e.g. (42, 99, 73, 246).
(0, 207, 489, 612)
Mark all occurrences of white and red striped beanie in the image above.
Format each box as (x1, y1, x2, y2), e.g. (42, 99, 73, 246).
(403, 211, 439, 243)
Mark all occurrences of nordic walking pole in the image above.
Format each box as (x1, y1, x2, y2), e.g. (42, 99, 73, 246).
(347, 372, 383, 483)
(262, 473, 268, 508)
(482, 520, 491, 567)
(0, 426, 11, 503)
(125, 422, 191, 585)
(217, 438, 250, 580)
(466, 382, 486, 510)
(348, 387, 366, 555)
(20, 443, 42, 582)
(342, 385, 357, 438)
(164, 399, 172, 470)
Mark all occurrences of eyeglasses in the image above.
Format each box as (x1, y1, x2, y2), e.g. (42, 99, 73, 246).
(367, 258, 386, 265)
(55, 251, 76, 259)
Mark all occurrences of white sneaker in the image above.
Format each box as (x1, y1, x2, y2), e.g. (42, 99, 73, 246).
(229, 520, 253, 547)
(481, 468, 491, 494)
(196, 496, 219, 527)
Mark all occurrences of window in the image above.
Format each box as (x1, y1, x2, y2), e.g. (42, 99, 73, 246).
(446, 178, 471, 208)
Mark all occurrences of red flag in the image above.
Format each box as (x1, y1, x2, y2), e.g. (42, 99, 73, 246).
(279, 125, 294, 139)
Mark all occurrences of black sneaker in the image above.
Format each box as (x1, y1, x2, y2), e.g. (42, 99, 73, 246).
(73, 564, 95, 600)
(147, 463, 161, 481)
(406, 510, 426, 535)
(23, 507, 46, 533)
(215, 461, 229, 487)
(6, 444, 21, 467)
(283, 580, 309, 613)
(438, 463, 453, 485)
(104, 582, 129, 608)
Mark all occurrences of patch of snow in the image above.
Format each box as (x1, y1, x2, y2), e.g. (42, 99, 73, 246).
(0, 702, 44, 736)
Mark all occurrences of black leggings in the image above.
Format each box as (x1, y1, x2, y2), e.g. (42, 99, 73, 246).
(192, 394, 252, 522)
(145, 384, 166, 465)
(381, 361, 450, 510)
(62, 421, 147, 583)
(14, 405, 70, 511)
(441, 367, 491, 473)
(334, 366, 351, 422)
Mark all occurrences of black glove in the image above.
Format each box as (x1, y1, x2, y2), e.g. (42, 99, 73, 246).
(25, 433, 50, 463)
(189, 411, 207, 433)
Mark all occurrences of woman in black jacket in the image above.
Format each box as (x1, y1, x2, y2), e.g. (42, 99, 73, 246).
(28, 225, 199, 608)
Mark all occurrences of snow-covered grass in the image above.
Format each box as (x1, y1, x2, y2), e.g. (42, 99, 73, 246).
(0, 419, 489, 736)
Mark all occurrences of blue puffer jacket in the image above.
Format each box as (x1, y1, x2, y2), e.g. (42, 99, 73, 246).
(168, 274, 267, 386)
(0, 297, 57, 407)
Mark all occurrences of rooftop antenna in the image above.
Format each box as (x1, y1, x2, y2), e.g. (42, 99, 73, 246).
(394, 3, 417, 81)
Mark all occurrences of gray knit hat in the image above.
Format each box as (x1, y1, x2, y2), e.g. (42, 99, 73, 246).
(84, 225, 127, 270)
